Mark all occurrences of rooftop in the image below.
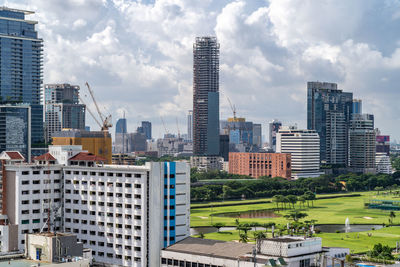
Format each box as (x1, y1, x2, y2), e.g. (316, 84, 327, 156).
(163, 237, 253, 260)
(0, 151, 25, 161)
(68, 152, 106, 162)
(33, 152, 56, 161)
(0, 6, 35, 15)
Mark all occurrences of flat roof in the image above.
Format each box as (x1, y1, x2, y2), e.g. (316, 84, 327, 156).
(163, 237, 254, 260)
(0, 6, 34, 14)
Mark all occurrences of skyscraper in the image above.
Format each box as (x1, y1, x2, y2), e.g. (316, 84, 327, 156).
(307, 82, 353, 165)
(187, 110, 193, 142)
(139, 121, 152, 140)
(269, 119, 282, 151)
(353, 99, 362, 114)
(253, 123, 262, 148)
(193, 37, 220, 156)
(114, 117, 128, 153)
(349, 113, 376, 173)
(0, 7, 44, 150)
(44, 84, 86, 142)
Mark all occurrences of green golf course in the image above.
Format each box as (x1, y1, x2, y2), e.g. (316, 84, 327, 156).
(190, 191, 400, 253)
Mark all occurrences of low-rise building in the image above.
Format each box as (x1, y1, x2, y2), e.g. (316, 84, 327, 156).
(190, 156, 223, 171)
(376, 152, 393, 174)
(161, 236, 349, 267)
(229, 152, 291, 178)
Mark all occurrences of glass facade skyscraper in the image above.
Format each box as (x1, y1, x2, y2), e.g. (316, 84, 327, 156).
(0, 7, 44, 155)
(193, 37, 220, 156)
(307, 82, 353, 166)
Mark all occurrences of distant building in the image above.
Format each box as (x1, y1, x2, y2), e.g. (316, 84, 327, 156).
(276, 126, 323, 179)
(307, 82, 353, 166)
(187, 110, 193, 142)
(353, 99, 362, 114)
(253, 123, 262, 148)
(190, 156, 223, 172)
(161, 236, 349, 267)
(219, 134, 229, 161)
(269, 119, 282, 152)
(114, 117, 128, 153)
(129, 132, 147, 152)
(375, 129, 390, 156)
(193, 37, 220, 156)
(157, 135, 186, 157)
(220, 118, 254, 151)
(52, 129, 112, 163)
(0, 105, 31, 160)
(376, 152, 393, 174)
(229, 152, 291, 178)
(349, 114, 376, 174)
(44, 84, 86, 143)
(138, 121, 152, 140)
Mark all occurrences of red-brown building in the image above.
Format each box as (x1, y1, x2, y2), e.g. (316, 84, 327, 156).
(229, 152, 291, 179)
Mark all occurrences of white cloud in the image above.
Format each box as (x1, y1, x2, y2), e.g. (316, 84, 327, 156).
(4, 0, 400, 140)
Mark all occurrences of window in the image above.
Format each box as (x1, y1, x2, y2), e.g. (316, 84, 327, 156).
(107, 173, 113, 177)
(107, 253, 113, 258)
(21, 220, 29, 224)
(22, 210, 29, 214)
(134, 174, 141, 178)
(22, 171, 29, 175)
(22, 190, 29, 195)
(125, 173, 132, 178)
(32, 209, 40, 214)
(116, 183, 123, 187)
(300, 259, 311, 267)
(66, 180, 71, 184)
(33, 180, 40, 184)
(21, 180, 29, 185)
(33, 171, 40, 175)
(21, 200, 29, 205)
(54, 170, 61, 174)
(134, 184, 141, 188)
(65, 171, 71, 174)
(32, 219, 40, 224)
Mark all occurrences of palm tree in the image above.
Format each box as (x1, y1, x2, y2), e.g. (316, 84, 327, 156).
(389, 211, 396, 224)
(253, 231, 266, 252)
(239, 233, 248, 243)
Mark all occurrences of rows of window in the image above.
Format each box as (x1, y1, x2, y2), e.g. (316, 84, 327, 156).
(65, 219, 142, 230)
(64, 213, 141, 220)
(161, 258, 221, 267)
(65, 180, 141, 189)
(21, 170, 61, 175)
(65, 171, 142, 178)
(21, 179, 61, 185)
(21, 189, 61, 195)
(64, 199, 140, 209)
(90, 251, 140, 262)
(64, 189, 140, 199)
(21, 199, 61, 205)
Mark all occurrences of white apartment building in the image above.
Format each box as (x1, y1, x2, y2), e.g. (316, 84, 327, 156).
(276, 127, 323, 179)
(0, 151, 63, 252)
(0, 146, 191, 267)
(376, 152, 393, 174)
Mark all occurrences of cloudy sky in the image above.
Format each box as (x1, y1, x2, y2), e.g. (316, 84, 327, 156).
(7, 0, 400, 141)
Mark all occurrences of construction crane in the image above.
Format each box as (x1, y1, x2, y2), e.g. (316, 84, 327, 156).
(226, 96, 237, 120)
(82, 82, 112, 132)
(160, 116, 169, 136)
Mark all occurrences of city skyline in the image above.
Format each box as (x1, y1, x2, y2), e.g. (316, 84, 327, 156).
(5, 0, 400, 141)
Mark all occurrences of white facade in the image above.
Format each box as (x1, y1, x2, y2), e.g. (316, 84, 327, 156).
(190, 156, 223, 171)
(63, 161, 190, 267)
(2, 164, 63, 251)
(276, 127, 322, 178)
(48, 145, 84, 165)
(376, 152, 393, 174)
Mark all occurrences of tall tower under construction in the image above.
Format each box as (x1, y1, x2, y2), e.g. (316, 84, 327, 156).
(193, 36, 220, 156)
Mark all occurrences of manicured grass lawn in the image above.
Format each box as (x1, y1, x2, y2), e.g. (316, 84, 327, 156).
(195, 226, 400, 253)
(317, 226, 400, 253)
(191, 191, 400, 227)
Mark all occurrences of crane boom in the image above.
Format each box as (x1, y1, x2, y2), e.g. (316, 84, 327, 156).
(226, 96, 236, 119)
(78, 95, 103, 129)
(160, 116, 169, 135)
(85, 82, 105, 123)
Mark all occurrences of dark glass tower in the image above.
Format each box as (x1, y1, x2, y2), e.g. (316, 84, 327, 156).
(307, 82, 353, 166)
(0, 7, 44, 155)
(193, 37, 220, 156)
(139, 121, 151, 140)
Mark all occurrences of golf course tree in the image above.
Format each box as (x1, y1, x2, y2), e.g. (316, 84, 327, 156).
(287, 195, 298, 209)
(212, 222, 225, 232)
(375, 186, 384, 195)
(389, 211, 396, 224)
(239, 233, 249, 243)
(272, 195, 284, 210)
(284, 210, 308, 222)
(303, 191, 316, 207)
(367, 243, 394, 260)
